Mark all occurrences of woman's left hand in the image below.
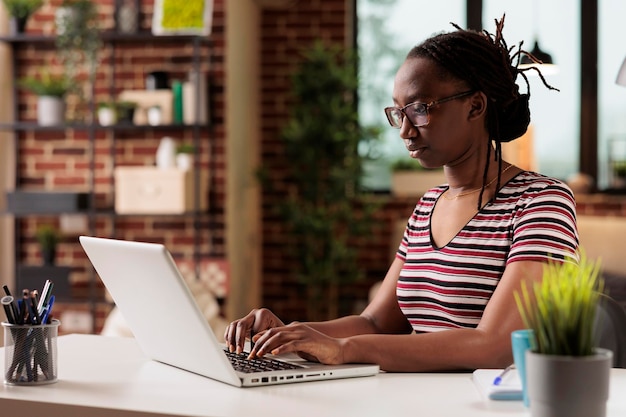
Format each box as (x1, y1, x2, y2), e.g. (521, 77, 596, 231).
(250, 322, 345, 365)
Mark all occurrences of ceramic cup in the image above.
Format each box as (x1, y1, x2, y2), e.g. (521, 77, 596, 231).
(511, 329, 535, 407)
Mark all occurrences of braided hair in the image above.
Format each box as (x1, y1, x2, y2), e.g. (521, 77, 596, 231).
(407, 14, 557, 208)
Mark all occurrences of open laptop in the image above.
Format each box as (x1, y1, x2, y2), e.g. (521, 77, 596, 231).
(79, 236, 379, 387)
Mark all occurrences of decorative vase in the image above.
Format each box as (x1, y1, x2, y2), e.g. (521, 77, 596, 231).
(176, 153, 193, 171)
(526, 348, 613, 417)
(9, 16, 29, 34)
(98, 107, 117, 126)
(115, 0, 140, 34)
(147, 106, 162, 126)
(41, 248, 56, 266)
(37, 96, 65, 126)
(156, 137, 176, 169)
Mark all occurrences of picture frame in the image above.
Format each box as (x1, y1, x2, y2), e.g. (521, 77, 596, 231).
(152, 0, 213, 36)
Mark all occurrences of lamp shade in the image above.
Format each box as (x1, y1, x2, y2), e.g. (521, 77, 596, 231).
(520, 40, 554, 65)
(617, 57, 626, 87)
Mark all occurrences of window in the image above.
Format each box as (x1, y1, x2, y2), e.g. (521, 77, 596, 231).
(599, 0, 626, 189)
(357, 0, 465, 191)
(357, 1, 581, 190)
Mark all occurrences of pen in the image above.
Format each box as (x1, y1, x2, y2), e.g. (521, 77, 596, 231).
(2, 285, 21, 324)
(38, 280, 51, 314)
(493, 364, 515, 385)
(2, 295, 16, 324)
(41, 295, 55, 325)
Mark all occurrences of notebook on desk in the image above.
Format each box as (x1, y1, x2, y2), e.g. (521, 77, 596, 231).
(79, 236, 380, 387)
(472, 369, 523, 401)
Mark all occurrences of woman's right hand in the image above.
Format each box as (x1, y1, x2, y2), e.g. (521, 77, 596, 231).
(224, 308, 285, 354)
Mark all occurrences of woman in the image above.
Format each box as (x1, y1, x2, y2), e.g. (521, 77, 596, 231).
(224, 16, 578, 372)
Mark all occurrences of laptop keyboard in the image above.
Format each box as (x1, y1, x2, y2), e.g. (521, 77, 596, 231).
(224, 350, 303, 373)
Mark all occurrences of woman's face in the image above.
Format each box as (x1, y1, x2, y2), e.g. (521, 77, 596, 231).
(391, 57, 485, 169)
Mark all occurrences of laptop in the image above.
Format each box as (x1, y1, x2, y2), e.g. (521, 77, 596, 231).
(79, 236, 380, 387)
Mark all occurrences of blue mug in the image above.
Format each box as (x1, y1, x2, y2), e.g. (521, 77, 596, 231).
(511, 329, 535, 407)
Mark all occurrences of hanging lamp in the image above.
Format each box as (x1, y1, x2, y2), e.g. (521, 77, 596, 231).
(519, 1, 559, 75)
(617, 57, 626, 86)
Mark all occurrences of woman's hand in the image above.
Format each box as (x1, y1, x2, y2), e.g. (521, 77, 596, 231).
(224, 308, 285, 354)
(250, 322, 345, 365)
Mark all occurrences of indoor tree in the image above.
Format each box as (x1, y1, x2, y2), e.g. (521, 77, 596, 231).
(277, 40, 381, 321)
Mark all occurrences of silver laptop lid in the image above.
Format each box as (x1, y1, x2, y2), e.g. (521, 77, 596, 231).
(79, 236, 242, 387)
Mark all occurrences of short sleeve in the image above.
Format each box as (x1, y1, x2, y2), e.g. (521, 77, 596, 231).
(507, 183, 579, 264)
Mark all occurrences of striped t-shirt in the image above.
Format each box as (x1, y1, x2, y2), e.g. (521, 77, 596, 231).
(396, 171, 579, 333)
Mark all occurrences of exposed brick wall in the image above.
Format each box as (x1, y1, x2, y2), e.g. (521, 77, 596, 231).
(257, 0, 416, 322)
(12, 0, 225, 333)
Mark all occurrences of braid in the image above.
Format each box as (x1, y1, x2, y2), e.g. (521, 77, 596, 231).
(407, 14, 557, 209)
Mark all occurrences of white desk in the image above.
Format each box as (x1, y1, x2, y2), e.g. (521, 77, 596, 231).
(1, 334, 625, 417)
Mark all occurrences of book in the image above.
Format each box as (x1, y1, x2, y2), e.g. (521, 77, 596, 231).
(472, 368, 523, 401)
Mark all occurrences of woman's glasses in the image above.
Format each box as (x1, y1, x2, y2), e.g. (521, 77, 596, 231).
(384, 90, 475, 128)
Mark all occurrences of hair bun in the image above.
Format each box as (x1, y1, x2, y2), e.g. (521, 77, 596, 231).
(496, 94, 530, 143)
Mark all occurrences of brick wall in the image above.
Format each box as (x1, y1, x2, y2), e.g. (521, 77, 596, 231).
(257, 0, 416, 321)
(12, 0, 226, 332)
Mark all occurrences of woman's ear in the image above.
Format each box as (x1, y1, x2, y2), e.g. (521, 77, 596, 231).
(467, 91, 487, 120)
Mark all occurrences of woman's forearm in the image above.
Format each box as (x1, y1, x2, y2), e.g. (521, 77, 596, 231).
(304, 314, 380, 338)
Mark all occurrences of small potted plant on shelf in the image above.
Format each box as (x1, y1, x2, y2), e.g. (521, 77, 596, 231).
(18, 71, 71, 126)
(176, 142, 195, 171)
(612, 160, 626, 188)
(97, 101, 118, 126)
(514, 251, 612, 417)
(35, 224, 61, 266)
(116, 100, 138, 124)
(2, 0, 44, 34)
(390, 158, 446, 197)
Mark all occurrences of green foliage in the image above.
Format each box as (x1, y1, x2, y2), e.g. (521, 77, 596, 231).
(176, 142, 195, 154)
(55, 0, 101, 120)
(2, 0, 43, 19)
(514, 250, 604, 356)
(35, 224, 60, 250)
(18, 72, 71, 97)
(279, 40, 381, 320)
(613, 161, 626, 178)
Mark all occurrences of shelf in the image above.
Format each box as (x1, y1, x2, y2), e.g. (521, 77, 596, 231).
(0, 30, 211, 45)
(16, 265, 73, 301)
(0, 121, 210, 132)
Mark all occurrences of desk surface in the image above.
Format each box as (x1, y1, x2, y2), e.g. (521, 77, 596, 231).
(1, 334, 625, 417)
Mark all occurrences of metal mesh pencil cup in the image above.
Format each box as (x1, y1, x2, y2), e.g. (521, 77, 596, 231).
(2, 319, 60, 385)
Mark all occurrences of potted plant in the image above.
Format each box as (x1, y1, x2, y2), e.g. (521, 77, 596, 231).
(55, 0, 101, 122)
(612, 160, 626, 188)
(116, 101, 138, 124)
(97, 101, 117, 126)
(176, 142, 195, 171)
(35, 224, 61, 265)
(390, 158, 446, 197)
(515, 252, 612, 417)
(2, 0, 43, 34)
(18, 72, 71, 126)
(275, 40, 381, 320)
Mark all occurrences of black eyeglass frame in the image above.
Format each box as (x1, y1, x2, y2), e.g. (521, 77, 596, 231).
(384, 90, 476, 128)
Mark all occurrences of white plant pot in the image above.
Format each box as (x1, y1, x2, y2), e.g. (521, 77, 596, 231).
(37, 96, 65, 126)
(526, 348, 612, 417)
(176, 153, 193, 171)
(98, 107, 117, 126)
(147, 106, 162, 126)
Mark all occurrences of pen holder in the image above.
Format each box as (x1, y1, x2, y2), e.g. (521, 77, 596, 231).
(2, 319, 60, 385)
